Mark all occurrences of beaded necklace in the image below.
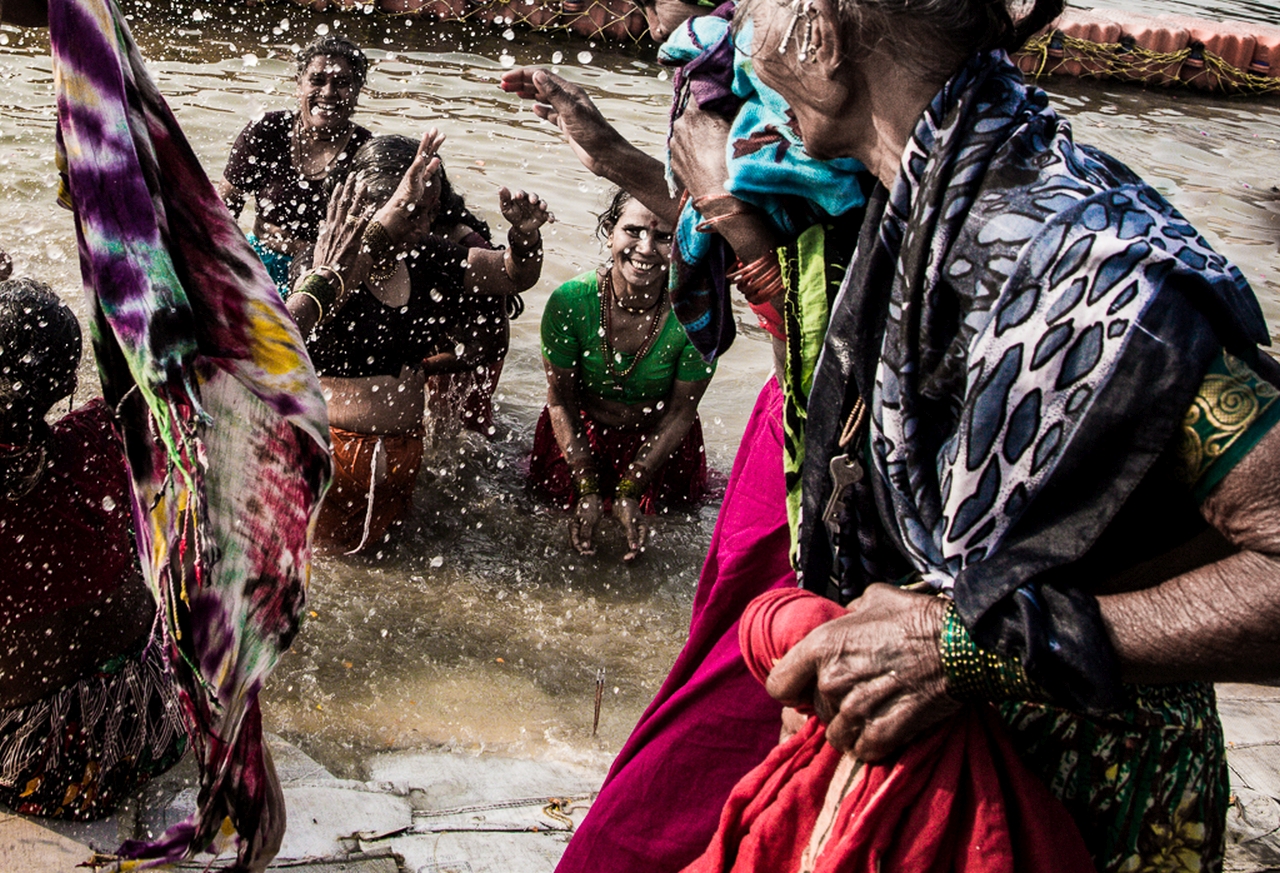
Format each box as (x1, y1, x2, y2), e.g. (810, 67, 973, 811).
(599, 269, 667, 394)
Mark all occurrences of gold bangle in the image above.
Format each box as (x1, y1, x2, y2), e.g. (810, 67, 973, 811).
(292, 289, 326, 325)
(575, 473, 600, 498)
(361, 219, 397, 265)
(616, 477, 643, 500)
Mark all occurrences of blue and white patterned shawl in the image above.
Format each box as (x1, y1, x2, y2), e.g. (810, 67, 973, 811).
(800, 51, 1272, 711)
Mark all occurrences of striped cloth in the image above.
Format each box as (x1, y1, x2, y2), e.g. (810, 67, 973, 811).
(49, 0, 332, 868)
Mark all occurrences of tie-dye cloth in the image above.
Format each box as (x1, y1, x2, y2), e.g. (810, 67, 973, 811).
(49, 0, 331, 869)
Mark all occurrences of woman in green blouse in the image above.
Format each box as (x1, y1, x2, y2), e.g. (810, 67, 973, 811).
(529, 189, 716, 561)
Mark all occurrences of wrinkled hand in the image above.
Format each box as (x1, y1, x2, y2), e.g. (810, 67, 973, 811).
(765, 584, 957, 761)
(612, 496, 646, 562)
(500, 67, 621, 178)
(312, 173, 377, 307)
(373, 128, 446, 247)
(498, 187, 552, 236)
(571, 493, 604, 555)
(669, 100, 731, 202)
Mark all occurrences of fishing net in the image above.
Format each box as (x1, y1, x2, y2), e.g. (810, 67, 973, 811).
(1014, 30, 1280, 96)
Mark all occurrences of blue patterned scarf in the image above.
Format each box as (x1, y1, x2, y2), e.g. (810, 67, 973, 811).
(801, 51, 1273, 712)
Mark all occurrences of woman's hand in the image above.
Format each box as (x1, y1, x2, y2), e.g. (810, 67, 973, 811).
(500, 68, 620, 180)
(612, 496, 646, 562)
(498, 187, 552, 237)
(571, 493, 604, 555)
(372, 128, 446, 247)
(310, 174, 375, 299)
(765, 584, 957, 761)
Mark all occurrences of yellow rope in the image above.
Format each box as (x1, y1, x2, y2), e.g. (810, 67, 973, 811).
(1016, 31, 1280, 96)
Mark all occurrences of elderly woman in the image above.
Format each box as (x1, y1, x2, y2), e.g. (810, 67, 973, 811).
(288, 132, 548, 553)
(528, 189, 715, 561)
(217, 35, 372, 294)
(691, 0, 1280, 869)
(0, 278, 186, 820)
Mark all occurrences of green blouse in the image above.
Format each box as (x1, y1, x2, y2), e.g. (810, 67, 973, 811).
(540, 271, 715, 406)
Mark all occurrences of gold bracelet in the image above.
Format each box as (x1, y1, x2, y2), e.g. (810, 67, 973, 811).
(361, 220, 397, 265)
(292, 289, 325, 325)
(616, 477, 643, 500)
(575, 472, 600, 498)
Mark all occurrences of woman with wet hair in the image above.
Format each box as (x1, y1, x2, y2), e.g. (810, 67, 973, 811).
(0, 277, 186, 821)
(288, 131, 549, 553)
(217, 35, 373, 294)
(528, 188, 715, 562)
(678, 0, 1280, 867)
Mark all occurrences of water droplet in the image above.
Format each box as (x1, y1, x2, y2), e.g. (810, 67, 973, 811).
(577, 51, 593, 65)
(503, 28, 515, 41)
(315, 23, 330, 35)
(500, 52, 516, 68)
(430, 555, 445, 568)
(102, 496, 116, 511)
(552, 51, 564, 64)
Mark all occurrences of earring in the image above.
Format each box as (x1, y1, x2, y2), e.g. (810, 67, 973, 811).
(777, 0, 819, 63)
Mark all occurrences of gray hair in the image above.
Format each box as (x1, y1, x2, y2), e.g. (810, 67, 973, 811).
(749, 0, 1063, 81)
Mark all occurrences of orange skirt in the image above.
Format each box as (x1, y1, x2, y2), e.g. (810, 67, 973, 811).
(315, 424, 425, 553)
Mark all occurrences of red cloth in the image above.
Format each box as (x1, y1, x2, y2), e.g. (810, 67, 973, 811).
(0, 400, 137, 623)
(739, 588, 847, 690)
(684, 589, 1096, 873)
(527, 405, 709, 512)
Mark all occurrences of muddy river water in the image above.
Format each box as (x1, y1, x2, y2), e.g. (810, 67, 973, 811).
(0, 0, 1277, 779)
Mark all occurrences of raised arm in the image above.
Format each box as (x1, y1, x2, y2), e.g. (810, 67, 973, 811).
(501, 67, 679, 224)
(463, 187, 550, 296)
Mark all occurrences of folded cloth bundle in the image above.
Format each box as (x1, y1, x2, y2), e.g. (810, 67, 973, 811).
(685, 588, 1095, 873)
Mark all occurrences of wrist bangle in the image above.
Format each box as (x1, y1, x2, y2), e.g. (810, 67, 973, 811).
(938, 600, 1042, 702)
(575, 473, 599, 498)
(292, 289, 326, 325)
(508, 229, 542, 261)
(295, 271, 339, 317)
(361, 220, 397, 266)
(616, 477, 643, 500)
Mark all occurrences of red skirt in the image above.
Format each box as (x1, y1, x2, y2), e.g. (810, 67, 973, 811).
(527, 405, 709, 512)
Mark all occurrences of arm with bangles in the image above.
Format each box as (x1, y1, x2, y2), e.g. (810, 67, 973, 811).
(613, 377, 711, 560)
(765, 422, 1280, 763)
(460, 186, 550, 296)
(286, 129, 445, 335)
(501, 65, 783, 321)
(544, 360, 606, 556)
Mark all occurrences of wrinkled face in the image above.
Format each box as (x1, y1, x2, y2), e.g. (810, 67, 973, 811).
(608, 199, 673, 292)
(633, 0, 701, 44)
(295, 54, 360, 134)
(743, 0, 850, 161)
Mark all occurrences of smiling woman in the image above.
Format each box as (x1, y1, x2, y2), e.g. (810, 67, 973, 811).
(528, 189, 716, 561)
(216, 35, 372, 295)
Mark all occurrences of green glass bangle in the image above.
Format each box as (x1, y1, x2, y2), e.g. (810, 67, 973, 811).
(616, 477, 643, 500)
(575, 473, 599, 498)
(295, 272, 337, 315)
(938, 600, 1042, 702)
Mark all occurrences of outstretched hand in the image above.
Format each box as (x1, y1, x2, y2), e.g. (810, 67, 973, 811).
(498, 187, 552, 236)
(373, 127, 446, 246)
(500, 67, 622, 178)
(765, 584, 958, 761)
